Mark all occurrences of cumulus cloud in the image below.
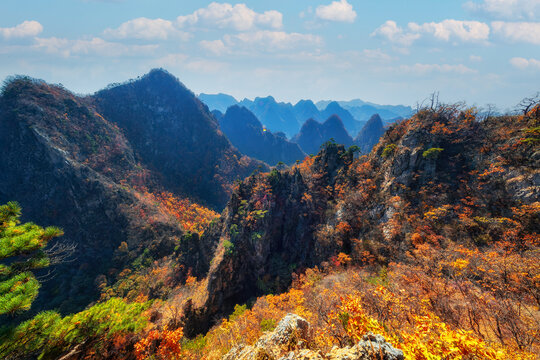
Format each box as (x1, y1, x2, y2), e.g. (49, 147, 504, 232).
(33, 37, 157, 57)
(372, 20, 490, 45)
(315, 0, 357, 23)
(510, 57, 540, 69)
(177, 3, 282, 31)
(199, 39, 228, 55)
(104, 18, 190, 40)
(371, 21, 421, 46)
(464, 0, 540, 20)
(0, 21, 43, 39)
(409, 20, 490, 42)
(399, 63, 477, 74)
(492, 21, 540, 44)
(223, 30, 322, 51)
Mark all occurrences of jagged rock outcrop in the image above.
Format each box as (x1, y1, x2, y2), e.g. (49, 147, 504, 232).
(219, 105, 306, 165)
(293, 116, 354, 155)
(222, 314, 404, 360)
(183, 144, 355, 335)
(354, 114, 385, 154)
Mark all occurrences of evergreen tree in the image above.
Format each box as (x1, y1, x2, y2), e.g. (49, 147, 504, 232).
(0, 202, 63, 315)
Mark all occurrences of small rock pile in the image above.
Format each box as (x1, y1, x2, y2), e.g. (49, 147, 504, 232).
(222, 314, 404, 360)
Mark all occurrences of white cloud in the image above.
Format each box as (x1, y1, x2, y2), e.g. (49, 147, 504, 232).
(372, 20, 490, 46)
(223, 30, 322, 51)
(409, 20, 490, 42)
(0, 21, 43, 39)
(399, 63, 477, 74)
(315, 0, 357, 23)
(199, 39, 228, 55)
(510, 57, 540, 69)
(371, 21, 420, 46)
(492, 21, 540, 44)
(177, 3, 282, 31)
(470, 55, 483, 62)
(104, 17, 190, 40)
(464, 0, 540, 20)
(33, 37, 158, 57)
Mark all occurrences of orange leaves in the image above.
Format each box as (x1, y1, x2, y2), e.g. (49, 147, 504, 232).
(135, 326, 185, 360)
(142, 190, 219, 235)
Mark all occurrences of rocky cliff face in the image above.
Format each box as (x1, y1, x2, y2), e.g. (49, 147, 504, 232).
(219, 105, 306, 166)
(0, 77, 185, 314)
(183, 144, 356, 335)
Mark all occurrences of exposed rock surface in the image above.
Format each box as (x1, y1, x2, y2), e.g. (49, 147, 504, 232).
(183, 144, 354, 335)
(222, 314, 404, 360)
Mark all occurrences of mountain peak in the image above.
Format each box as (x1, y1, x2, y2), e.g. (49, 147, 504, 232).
(324, 114, 345, 128)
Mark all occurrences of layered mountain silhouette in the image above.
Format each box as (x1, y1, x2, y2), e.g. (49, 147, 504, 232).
(320, 101, 364, 135)
(354, 114, 386, 153)
(199, 93, 411, 138)
(238, 96, 299, 137)
(292, 115, 354, 155)
(0, 69, 264, 314)
(219, 105, 306, 165)
(316, 99, 413, 122)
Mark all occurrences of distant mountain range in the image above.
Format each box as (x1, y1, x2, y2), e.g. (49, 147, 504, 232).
(218, 105, 305, 166)
(198, 93, 413, 137)
(293, 115, 354, 155)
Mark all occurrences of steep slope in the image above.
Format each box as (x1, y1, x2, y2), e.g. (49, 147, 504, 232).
(321, 101, 364, 135)
(293, 115, 354, 155)
(93, 69, 263, 209)
(0, 77, 187, 314)
(354, 114, 385, 153)
(219, 105, 306, 165)
(182, 104, 539, 335)
(198, 93, 238, 113)
(183, 143, 357, 335)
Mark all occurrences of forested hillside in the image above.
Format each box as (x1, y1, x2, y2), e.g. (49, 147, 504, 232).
(1, 74, 538, 360)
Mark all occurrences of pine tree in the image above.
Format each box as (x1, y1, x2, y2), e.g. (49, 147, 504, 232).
(0, 202, 63, 315)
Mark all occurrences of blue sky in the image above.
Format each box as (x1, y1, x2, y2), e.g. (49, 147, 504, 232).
(1, 0, 539, 109)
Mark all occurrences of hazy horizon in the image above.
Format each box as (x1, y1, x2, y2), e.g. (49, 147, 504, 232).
(1, 0, 539, 108)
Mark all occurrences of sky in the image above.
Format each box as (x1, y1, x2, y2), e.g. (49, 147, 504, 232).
(0, 0, 539, 109)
